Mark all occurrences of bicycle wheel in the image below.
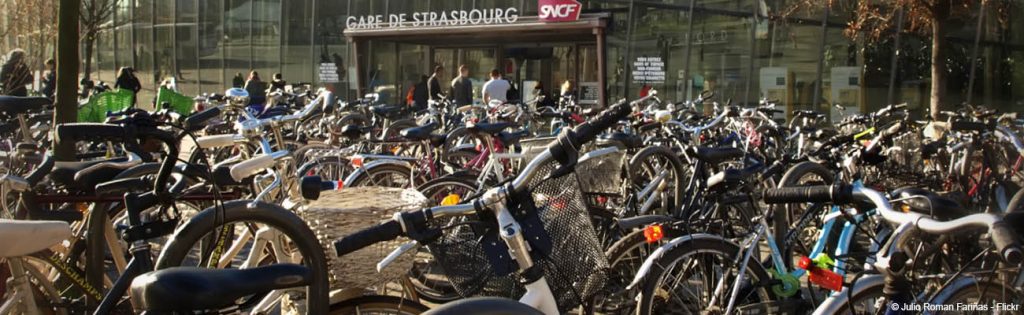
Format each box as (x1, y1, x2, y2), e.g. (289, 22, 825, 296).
(828, 282, 886, 315)
(408, 175, 479, 303)
(591, 228, 665, 315)
(299, 156, 354, 183)
(2, 255, 71, 315)
(931, 279, 1020, 315)
(328, 295, 429, 315)
(626, 146, 685, 216)
(635, 237, 773, 315)
(155, 200, 329, 314)
(348, 163, 415, 189)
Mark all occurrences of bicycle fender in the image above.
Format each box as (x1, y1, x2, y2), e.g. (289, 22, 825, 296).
(626, 233, 736, 291)
(925, 276, 1018, 315)
(810, 274, 884, 315)
(616, 215, 675, 231)
(342, 159, 412, 187)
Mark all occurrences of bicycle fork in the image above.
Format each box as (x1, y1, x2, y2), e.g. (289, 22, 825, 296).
(711, 223, 767, 314)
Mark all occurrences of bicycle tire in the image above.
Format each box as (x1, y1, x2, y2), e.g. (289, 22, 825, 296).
(423, 297, 543, 315)
(328, 294, 430, 315)
(635, 236, 773, 315)
(348, 163, 416, 189)
(590, 228, 664, 315)
(626, 145, 685, 216)
(929, 278, 1020, 315)
(408, 175, 479, 303)
(154, 200, 329, 314)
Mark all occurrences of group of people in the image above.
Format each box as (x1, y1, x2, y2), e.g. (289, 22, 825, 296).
(232, 70, 288, 106)
(405, 64, 576, 111)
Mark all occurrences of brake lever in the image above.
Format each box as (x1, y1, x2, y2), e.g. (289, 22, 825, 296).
(376, 240, 420, 272)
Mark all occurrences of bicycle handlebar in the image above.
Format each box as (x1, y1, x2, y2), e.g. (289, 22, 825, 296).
(763, 184, 1022, 265)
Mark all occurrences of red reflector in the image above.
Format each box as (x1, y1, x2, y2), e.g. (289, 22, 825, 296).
(336, 180, 344, 190)
(643, 224, 664, 244)
(797, 256, 812, 270)
(797, 255, 843, 291)
(596, 195, 608, 204)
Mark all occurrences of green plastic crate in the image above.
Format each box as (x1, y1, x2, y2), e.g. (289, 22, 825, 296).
(156, 87, 194, 115)
(78, 89, 133, 122)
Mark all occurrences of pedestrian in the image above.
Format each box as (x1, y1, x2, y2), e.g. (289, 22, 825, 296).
(40, 59, 56, 99)
(0, 49, 32, 96)
(115, 66, 142, 105)
(411, 74, 429, 111)
(533, 81, 556, 108)
(427, 65, 444, 102)
(269, 73, 286, 93)
(232, 72, 245, 88)
(559, 79, 575, 106)
(244, 70, 268, 106)
(482, 69, 511, 106)
(450, 65, 473, 106)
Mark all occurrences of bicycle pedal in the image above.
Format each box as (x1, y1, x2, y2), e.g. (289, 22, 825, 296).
(734, 298, 806, 315)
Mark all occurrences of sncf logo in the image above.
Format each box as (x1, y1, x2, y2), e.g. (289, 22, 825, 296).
(538, 0, 582, 22)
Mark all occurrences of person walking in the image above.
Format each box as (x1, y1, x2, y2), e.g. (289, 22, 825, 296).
(0, 49, 32, 96)
(427, 65, 444, 102)
(411, 74, 429, 111)
(115, 66, 142, 105)
(482, 69, 511, 106)
(40, 59, 56, 99)
(450, 65, 473, 106)
(244, 70, 268, 107)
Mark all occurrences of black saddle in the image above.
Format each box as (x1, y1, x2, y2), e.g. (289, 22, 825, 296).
(75, 160, 139, 193)
(706, 164, 762, 190)
(694, 147, 745, 165)
(497, 129, 530, 146)
(598, 132, 644, 149)
(0, 96, 50, 115)
(50, 158, 127, 192)
(339, 124, 372, 140)
(370, 105, 406, 119)
(400, 122, 439, 141)
(891, 187, 970, 221)
(130, 264, 311, 313)
(467, 122, 514, 135)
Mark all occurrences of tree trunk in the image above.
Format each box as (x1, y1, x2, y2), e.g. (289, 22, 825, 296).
(53, 0, 80, 161)
(929, 5, 950, 120)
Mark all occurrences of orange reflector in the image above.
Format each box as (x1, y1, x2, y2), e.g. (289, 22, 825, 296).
(440, 194, 461, 206)
(644, 224, 664, 244)
(391, 146, 401, 154)
(901, 204, 911, 213)
(351, 155, 364, 168)
(76, 203, 89, 213)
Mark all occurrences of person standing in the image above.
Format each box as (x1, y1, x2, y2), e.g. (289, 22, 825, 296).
(482, 69, 511, 106)
(40, 59, 56, 99)
(244, 70, 268, 106)
(115, 67, 142, 105)
(232, 72, 245, 88)
(450, 65, 473, 106)
(427, 65, 444, 102)
(0, 49, 32, 96)
(269, 73, 287, 93)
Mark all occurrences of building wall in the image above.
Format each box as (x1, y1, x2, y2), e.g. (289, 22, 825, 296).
(79, 0, 1023, 113)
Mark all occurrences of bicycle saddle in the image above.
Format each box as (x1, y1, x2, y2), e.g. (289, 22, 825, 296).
(891, 187, 970, 221)
(74, 156, 144, 193)
(50, 158, 128, 189)
(130, 264, 311, 312)
(370, 105, 406, 119)
(598, 132, 644, 149)
(694, 147, 745, 165)
(0, 96, 50, 115)
(0, 219, 71, 257)
(467, 122, 514, 135)
(400, 122, 439, 141)
(497, 129, 530, 147)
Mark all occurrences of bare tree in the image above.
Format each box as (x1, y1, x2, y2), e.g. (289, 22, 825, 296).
(0, 0, 58, 69)
(80, 0, 118, 81)
(786, 0, 1013, 119)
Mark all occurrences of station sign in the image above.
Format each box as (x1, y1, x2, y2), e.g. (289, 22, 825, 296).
(539, 0, 583, 22)
(346, 8, 520, 29)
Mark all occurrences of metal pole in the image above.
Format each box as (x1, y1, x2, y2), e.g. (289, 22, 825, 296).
(53, 0, 80, 159)
(886, 7, 904, 106)
(811, 5, 829, 111)
(681, 0, 696, 100)
(965, 2, 985, 105)
(743, 1, 758, 106)
(623, 0, 636, 98)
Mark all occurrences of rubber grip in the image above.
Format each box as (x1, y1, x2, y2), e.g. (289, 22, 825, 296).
(950, 121, 992, 132)
(229, 154, 275, 182)
(183, 106, 222, 131)
(333, 220, 403, 257)
(762, 185, 853, 204)
(572, 101, 632, 145)
(195, 134, 237, 149)
(54, 123, 126, 145)
(990, 221, 1023, 265)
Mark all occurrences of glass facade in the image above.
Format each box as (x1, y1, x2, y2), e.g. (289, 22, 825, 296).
(85, 0, 1023, 114)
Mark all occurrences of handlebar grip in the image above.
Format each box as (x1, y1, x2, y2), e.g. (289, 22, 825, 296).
(229, 154, 275, 182)
(763, 185, 853, 204)
(572, 101, 632, 145)
(183, 106, 222, 131)
(333, 220, 404, 257)
(54, 123, 127, 145)
(195, 134, 237, 149)
(990, 221, 1022, 265)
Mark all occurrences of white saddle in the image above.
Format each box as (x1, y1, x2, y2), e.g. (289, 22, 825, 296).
(0, 219, 71, 257)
